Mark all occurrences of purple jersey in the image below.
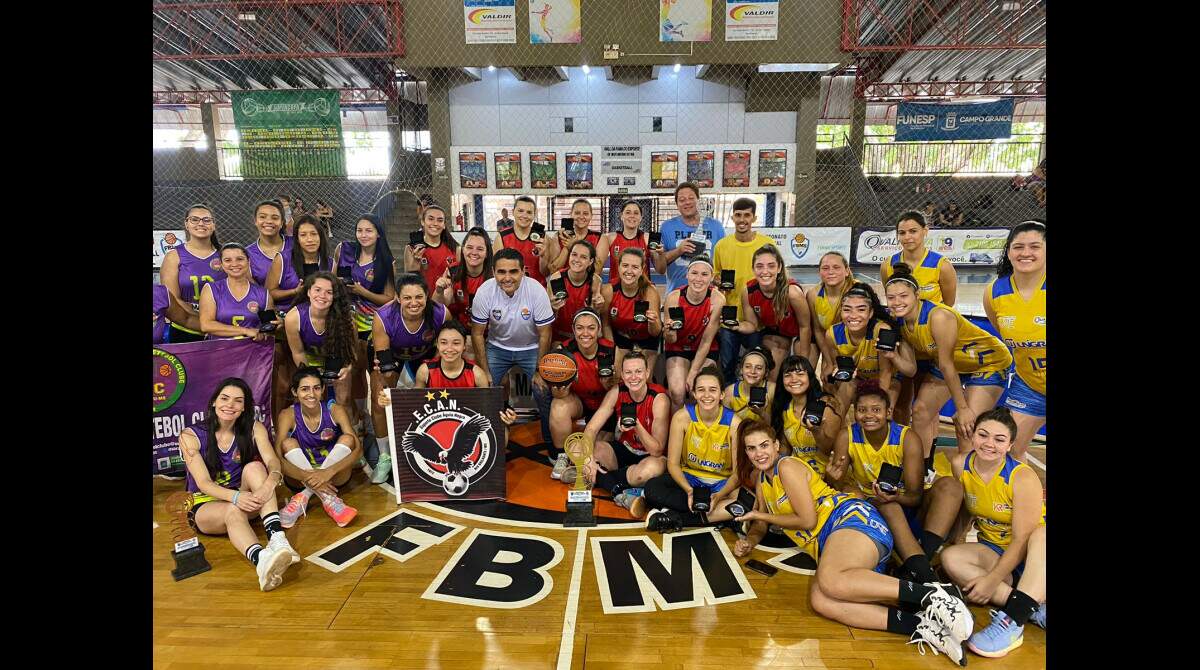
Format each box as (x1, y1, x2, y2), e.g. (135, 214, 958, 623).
(184, 424, 246, 497)
(291, 403, 340, 468)
(206, 279, 267, 337)
(377, 300, 446, 360)
(337, 242, 382, 331)
(174, 245, 226, 308)
(153, 285, 170, 344)
(248, 237, 302, 310)
(292, 303, 327, 358)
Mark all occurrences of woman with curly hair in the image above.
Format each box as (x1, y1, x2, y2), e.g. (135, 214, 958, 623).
(283, 272, 357, 418)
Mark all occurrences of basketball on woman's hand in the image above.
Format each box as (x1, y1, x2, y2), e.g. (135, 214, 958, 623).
(538, 352, 578, 385)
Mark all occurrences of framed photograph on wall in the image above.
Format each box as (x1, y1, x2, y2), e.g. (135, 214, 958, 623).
(566, 152, 593, 189)
(758, 149, 788, 187)
(650, 151, 679, 189)
(530, 152, 558, 189)
(723, 149, 751, 187)
(494, 152, 523, 189)
(458, 152, 487, 189)
(686, 150, 715, 188)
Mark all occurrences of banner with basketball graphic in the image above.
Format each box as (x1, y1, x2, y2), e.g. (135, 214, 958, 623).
(755, 227, 852, 266)
(385, 387, 507, 503)
(152, 338, 275, 476)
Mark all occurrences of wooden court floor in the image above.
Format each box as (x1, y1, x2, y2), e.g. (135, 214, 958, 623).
(153, 421, 1047, 670)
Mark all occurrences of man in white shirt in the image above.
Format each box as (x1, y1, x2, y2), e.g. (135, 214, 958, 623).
(471, 247, 555, 445)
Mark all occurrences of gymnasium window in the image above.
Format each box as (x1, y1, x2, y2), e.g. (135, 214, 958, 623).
(862, 122, 1045, 176)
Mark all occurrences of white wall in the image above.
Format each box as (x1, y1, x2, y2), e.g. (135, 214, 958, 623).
(449, 66, 796, 148)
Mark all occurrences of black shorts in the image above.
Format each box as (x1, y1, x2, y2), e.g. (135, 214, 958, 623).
(609, 438, 652, 469)
(663, 348, 710, 361)
(167, 324, 205, 344)
(613, 332, 661, 351)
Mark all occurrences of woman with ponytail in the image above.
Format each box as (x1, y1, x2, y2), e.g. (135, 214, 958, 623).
(824, 282, 916, 409)
(880, 210, 958, 306)
(438, 226, 494, 337)
(983, 221, 1046, 461)
(732, 244, 812, 371)
(403, 203, 460, 291)
(160, 203, 225, 343)
(600, 247, 662, 373)
(885, 262, 1012, 469)
(595, 200, 652, 284)
(808, 251, 855, 377)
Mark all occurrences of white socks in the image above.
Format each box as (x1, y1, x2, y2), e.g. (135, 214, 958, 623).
(283, 442, 353, 503)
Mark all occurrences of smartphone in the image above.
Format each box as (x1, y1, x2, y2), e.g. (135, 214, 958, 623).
(336, 265, 353, 283)
(721, 305, 739, 327)
(744, 559, 779, 577)
(620, 403, 638, 429)
(648, 230, 663, 251)
(376, 349, 398, 373)
(749, 385, 767, 408)
(876, 327, 899, 351)
(634, 300, 650, 322)
(668, 306, 684, 330)
(408, 229, 424, 247)
(549, 276, 567, 300)
(720, 269, 737, 291)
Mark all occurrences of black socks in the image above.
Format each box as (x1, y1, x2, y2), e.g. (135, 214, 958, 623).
(887, 607, 920, 636)
(897, 580, 935, 608)
(902, 554, 939, 584)
(920, 530, 946, 559)
(1003, 589, 1039, 626)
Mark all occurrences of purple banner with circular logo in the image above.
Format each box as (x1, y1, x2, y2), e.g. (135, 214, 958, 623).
(152, 338, 275, 475)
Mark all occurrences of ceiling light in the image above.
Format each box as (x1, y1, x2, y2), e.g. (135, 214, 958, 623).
(582, 64, 590, 74)
(487, 65, 496, 72)
(673, 63, 681, 73)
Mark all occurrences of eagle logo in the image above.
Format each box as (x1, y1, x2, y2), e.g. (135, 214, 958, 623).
(399, 411, 496, 496)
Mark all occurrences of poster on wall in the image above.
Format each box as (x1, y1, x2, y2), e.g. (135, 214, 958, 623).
(565, 152, 593, 189)
(723, 150, 751, 187)
(650, 152, 680, 189)
(230, 89, 345, 178)
(463, 0, 516, 44)
(895, 99, 1015, 141)
(153, 230, 186, 268)
(686, 151, 715, 188)
(725, 0, 779, 41)
(601, 145, 642, 175)
(758, 149, 788, 186)
(660, 0, 712, 42)
(530, 152, 558, 189)
(494, 152, 523, 189)
(529, 0, 581, 44)
(458, 152, 488, 188)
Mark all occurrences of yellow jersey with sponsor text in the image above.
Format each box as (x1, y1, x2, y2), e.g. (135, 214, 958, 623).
(759, 456, 852, 559)
(846, 421, 909, 496)
(681, 404, 736, 481)
(902, 300, 1013, 373)
(827, 321, 886, 379)
(882, 249, 945, 303)
(782, 399, 826, 475)
(988, 275, 1046, 395)
(961, 452, 1046, 549)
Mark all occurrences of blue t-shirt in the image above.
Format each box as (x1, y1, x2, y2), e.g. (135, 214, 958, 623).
(659, 216, 726, 291)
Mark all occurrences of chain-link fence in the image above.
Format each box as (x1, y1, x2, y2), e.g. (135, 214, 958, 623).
(153, 0, 1046, 272)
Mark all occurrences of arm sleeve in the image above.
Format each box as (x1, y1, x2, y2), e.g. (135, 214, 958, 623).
(531, 286, 555, 326)
(470, 287, 489, 324)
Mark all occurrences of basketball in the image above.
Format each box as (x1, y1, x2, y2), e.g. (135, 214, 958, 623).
(538, 352, 578, 385)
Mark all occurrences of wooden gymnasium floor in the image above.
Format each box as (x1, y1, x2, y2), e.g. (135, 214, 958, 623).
(153, 417, 1046, 670)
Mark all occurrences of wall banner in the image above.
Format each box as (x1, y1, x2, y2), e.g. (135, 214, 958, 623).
(854, 228, 1011, 265)
(725, 0, 779, 41)
(895, 99, 1016, 142)
(464, 0, 516, 44)
(759, 227, 852, 266)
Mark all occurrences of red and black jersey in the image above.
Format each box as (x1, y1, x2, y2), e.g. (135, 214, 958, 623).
(499, 226, 547, 286)
(448, 270, 488, 324)
(425, 357, 478, 389)
(560, 337, 614, 412)
(606, 231, 651, 285)
(609, 287, 651, 341)
(747, 278, 803, 338)
(615, 383, 667, 457)
(551, 272, 596, 340)
(664, 287, 713, 353)
(554, 229, 604, 274)
(418, 241, 458, 292)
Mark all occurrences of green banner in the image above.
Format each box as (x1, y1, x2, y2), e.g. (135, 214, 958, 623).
(231, 90, 346, 179)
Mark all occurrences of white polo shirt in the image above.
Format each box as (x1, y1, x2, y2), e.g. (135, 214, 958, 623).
(470, 276, 555, 351)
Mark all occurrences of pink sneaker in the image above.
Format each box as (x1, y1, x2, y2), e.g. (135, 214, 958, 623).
(317, 491, 357, 527)
(279, 492, 309, 529)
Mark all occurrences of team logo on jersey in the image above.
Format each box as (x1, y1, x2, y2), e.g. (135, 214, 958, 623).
(993, 502, 1013, 514)
(492, 308, 503, 321)
(319, 428, 336, 441)
(921, 283, 937, 293)
(1033, 316, 1046, 326)
(998, 316, 1017, 329)
(520, 307, 531, 320)
(209, 258, 222, 271)
(752, 305, 761, 314)
(398, 401, 500, 496)
(365, 268, 376, 282)
(247, 301, 260, 313)
(456, 289, 464, 299)
(152, 348, 187, 412)
(421, 257, 429, 266)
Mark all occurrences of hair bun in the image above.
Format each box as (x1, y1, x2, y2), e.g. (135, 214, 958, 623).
(890, 262, 914, 277)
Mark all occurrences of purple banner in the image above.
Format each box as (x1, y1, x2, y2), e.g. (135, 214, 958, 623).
(152, 338, 275, 475)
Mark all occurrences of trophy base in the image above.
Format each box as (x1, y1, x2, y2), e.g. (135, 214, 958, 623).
(171, 544, 213, 581)
(563, 490, 596, 528)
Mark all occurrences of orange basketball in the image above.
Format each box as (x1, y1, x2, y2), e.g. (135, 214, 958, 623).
(538, 352, 578, 385)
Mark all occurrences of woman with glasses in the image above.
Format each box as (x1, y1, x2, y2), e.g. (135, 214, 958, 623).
(159, 204, 226, 343)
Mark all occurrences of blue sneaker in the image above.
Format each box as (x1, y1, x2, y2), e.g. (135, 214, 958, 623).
(967, 609, 1024, 658)
(1029, 602, 1046, 630)
(614, 488, 647, 519)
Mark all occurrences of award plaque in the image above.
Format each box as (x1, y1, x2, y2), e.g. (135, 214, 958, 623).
(562, 433, 597, 527)
(165, 491, 212, 581)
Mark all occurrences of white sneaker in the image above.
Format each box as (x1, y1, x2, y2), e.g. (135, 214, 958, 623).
(908, 613, 966, 666)
(550, 453, 570, 480)
(922, 583, 974, 643)
(255, 543, 293, 592)
(268, 531, 301, 566)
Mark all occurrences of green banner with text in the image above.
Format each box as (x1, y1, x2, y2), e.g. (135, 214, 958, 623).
(231, 89, 345, 178)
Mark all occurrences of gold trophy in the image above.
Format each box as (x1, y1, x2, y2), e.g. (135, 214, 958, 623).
(165, 491, 212, 581)
(562, 432, 596, 527)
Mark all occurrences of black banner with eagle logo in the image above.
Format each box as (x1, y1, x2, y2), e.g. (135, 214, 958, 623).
(387, 387, 506, 502)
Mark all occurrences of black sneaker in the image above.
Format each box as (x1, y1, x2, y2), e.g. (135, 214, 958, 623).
(646, 509, 683, 533)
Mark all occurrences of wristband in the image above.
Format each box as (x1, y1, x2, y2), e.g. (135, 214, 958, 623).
(232, 491, 240, 505)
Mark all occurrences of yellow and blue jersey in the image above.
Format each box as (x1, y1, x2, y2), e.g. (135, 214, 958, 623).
(812, 284, 842, 333)
(681, 404, 736, 482)
(827, 322, 885, 380)
(961, 452, 1046, 549)
(902, 300, 1013, 373)
(882, 249, 945, 303)
(759, 456, 851, 559)
(727, 382, 769, 421)
(782, 399, 826, 475)
(846, 421, 909, 496)
(988, 275, 1046, 395)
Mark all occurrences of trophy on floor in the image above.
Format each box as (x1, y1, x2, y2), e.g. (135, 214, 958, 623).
(165, 491, 212, 581)
(562, 432, 597, 527)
